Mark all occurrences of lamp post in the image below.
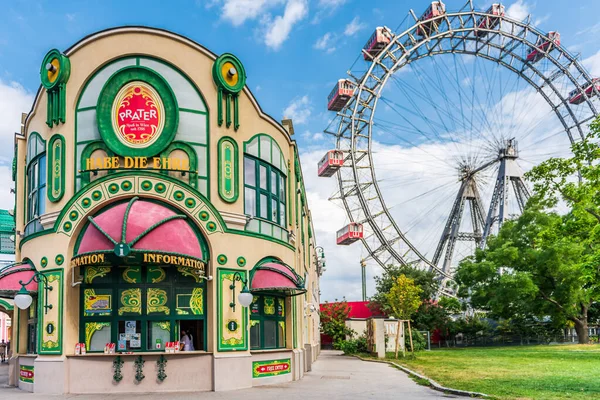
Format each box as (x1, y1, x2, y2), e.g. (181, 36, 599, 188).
(229, 271, 253, 312)
(14, 272, 53, 314)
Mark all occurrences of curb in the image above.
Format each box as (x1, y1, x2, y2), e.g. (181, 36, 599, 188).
(354, 355, 490, 398)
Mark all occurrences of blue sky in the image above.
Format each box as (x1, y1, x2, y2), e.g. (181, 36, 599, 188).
(1, 0, 600, 301)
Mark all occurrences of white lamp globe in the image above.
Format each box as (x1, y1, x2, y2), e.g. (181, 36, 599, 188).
(238, 290, 254, 308)
(14, 287, 33, 310)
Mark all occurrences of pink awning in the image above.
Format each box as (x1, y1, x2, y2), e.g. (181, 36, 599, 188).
(77, 197, 204, 261)
(250, 260, 305, 295)
(0, 262, 37, 297)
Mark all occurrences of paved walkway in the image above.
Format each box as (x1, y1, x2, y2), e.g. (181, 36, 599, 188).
(0, 351, 450, 399)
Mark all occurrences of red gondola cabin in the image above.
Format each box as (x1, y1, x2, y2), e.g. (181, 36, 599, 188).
(336, 223, 363, 245)
(475, 4, 505, 37)
(327, 79, 355, 111)
(318, 150, 344, 177)
(362, 27, 392, 60)
(568, 78, 600, 105)
(416, 1, 446, 37)
(527, 31, 560, 63)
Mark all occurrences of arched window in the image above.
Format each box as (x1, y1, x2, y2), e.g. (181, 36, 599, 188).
(244, 134, 287, 241)
(25, 132, 46, 236)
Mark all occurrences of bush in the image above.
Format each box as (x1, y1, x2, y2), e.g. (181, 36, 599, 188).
(337, 339, 358, 354)
(337, 334, 368, 355)
(405, 330, 427, 352)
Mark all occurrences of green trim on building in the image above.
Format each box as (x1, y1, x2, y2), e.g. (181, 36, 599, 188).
(0, 299, 13, 311)
(217, 268, 248, 352)
(38, 269, 64, 355)
(47, 134, 66, 202)
(217, 137, 239, 203)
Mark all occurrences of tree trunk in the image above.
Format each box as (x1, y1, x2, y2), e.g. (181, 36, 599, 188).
(573, 320, 589, 344)
(572, 305, 589, 344)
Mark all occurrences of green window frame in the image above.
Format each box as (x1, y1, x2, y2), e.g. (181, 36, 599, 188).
(250, 295, 286, 350)
(244, 155, 286, 227)
(25, 136, 47, 237)
(80, 266, 206, 353)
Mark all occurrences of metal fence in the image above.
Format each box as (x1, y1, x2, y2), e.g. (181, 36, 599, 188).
(431, 334, 598, 348)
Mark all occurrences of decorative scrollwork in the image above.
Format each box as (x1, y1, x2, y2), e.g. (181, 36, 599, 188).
(134, 356, 145, 382)
(113, 356, 123, 382)
(85, 322, 110, 351)
(119, 288, 141, 315)
(177, 265, 203, 283)
(85, 266, 111, 284)
(190, 288, 203, 315)
(147, 288, 170, 314)
(157, 355, 167, 382)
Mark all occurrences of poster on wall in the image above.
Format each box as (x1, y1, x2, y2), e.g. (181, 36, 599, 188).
(252, 359, 291, 378)
(125, 321, 136, 334)
(19, 365, 34, 384)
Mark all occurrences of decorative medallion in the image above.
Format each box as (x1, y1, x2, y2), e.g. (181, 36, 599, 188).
(217, 254, 227, 265)
(237, 257, 246, 267)
(112, 81, 165, 148)
(212, 54, 246, 130)
(97, 67, 178, 157)
(40, 49, 70, 127)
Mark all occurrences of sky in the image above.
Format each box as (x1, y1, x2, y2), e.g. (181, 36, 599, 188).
(1, 0, 600, 302)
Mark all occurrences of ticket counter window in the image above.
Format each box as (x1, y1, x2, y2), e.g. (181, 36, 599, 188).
(81, 265, 206, 353)
(250, 295, 286, 350)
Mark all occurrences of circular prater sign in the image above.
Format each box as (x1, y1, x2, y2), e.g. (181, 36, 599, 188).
(97, 66, 179, 157)
(112, 81, 165, 148)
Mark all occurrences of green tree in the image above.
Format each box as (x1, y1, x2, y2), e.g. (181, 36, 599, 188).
(386, 274, 423, 320)
(455, 118, 600, 344)
(320, 300, 355, 348)
(370, 264, 436, 315)
(456, 197, 598, 343)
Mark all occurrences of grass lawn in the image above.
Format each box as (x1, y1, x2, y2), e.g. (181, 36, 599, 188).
(388, 344, 600, 400)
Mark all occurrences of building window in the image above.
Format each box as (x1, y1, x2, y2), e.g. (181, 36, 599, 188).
(81, 266, 206, 352)
(244, 156, 286, 227)
(25, 133, 46, 236)
(250, 295, 286, 350)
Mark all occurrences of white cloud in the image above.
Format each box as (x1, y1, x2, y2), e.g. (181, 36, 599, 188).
(0, 80, 32, 164)
(314, 32, 336, 53)
(283, 95, 311, 124)
(507, 0, 530, 21)
(0, 79, 29, 211)
(583, 50, 600, 76)
(302, 130, 325, 141)
(318, 0, 346, 8)
(344, 16, 366, 37)
(218, 0, 283, 26)
(66, 13, 76, 21)
(263, 0, 308, 50)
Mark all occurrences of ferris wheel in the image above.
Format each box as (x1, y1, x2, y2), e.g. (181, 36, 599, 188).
(318, 1, 600, 284)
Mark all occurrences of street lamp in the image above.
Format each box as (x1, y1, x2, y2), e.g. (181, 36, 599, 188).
(229, 271, 253, 312)
(14, 272, 53, 314)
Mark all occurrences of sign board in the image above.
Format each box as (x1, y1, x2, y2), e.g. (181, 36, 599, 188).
(112, 81, 165, 148)
(252, 359, 291, 378)
(19, 365, 34, 384)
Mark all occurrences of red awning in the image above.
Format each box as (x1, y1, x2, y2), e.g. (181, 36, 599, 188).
(250, 260, 306, 295)
(76, 197, 204, 262)
(0, 262, 37, 297)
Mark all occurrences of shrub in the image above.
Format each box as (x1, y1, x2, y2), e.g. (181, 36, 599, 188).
(405, 330, 427, 352)
(337, 334, 368, 355)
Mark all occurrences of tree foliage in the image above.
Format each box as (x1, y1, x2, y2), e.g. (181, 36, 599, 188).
(320, 300, 355, 347)
(370, 264, 437, 315)
(386, 274, 423, 320)
(455, 119, 600, 344)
